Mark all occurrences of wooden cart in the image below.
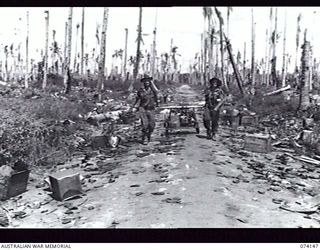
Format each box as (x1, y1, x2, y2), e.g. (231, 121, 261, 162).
(160, 104, 202, 135)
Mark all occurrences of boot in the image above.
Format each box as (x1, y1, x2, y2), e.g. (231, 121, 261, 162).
(141, 135, 148, 145)
(147, 134, 151, 142)
(206, 130, 211, 139)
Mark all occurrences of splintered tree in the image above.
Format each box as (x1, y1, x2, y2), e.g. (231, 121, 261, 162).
(299, 30, 311, 111)
(251, 8, 256, 92)
(74, 23, 80, 72)
(214, 7, 227, 91)
(266, 7, 273, 86)
(271, 8, 278, 87)
(281, 10, 287, 87)
(42, 11, 49, 90)
(64, 7, 73, 94)
(97, 8, 109, 97)
(123, 28, 128, 80)
(133, 7, 143, 81)
(25, 11, 29, 89)
(81, 7, 85, 75)
(63, 21, 67, 75)
(295, 14, 302, 73)
(151, 9, 158, 79)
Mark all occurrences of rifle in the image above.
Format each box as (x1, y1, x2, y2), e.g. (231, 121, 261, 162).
(214, 96, 229, 111)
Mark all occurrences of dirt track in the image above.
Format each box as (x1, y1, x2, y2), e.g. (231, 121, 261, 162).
(5, 84, 320, 228)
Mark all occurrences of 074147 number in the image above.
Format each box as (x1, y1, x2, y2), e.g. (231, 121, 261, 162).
(300, 244, 319, 248)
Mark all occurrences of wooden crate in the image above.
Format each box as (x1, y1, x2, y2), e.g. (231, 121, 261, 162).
(168, 114, 180, 128)
(241, 115, 259, 127)
(0, 170, 30, 201)
(49, 170, 83, 201)
(244, 134, 272, 153)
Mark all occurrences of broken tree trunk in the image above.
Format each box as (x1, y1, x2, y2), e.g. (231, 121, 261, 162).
(299, 30, 311, 111)
(81, 7, 85, 76)
(63, 21, 67, 75)
(295, 14, 302, 73)
(243, 42, 246, 82)
(266, 7, 273, 86)
(263, 28, 268, 85)
(214, 7, 227, 91)
(25, 11, 29, 89)
(97, 8, 109, 98)
(42, 11, 49, 90)
(251, 9, 256, 92)
(271, 8, 278, 87)
(200, 33, 204, 85)
(264, 85, 290, 97)
(64, 7, 73, 94)
(224, 33, 244, 96)
(133, 7, 143, 81)
(123, 28, 128, 81)
(73, 23, 80, 72)
(281, 10, 287, 88)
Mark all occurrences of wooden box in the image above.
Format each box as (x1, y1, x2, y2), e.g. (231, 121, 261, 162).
(241, 115, 259, 126)
(168, 114, 180, 128)
(0, 170, 30, 200)
(244, 134, 272, 153)
(49, 170, 83, 201)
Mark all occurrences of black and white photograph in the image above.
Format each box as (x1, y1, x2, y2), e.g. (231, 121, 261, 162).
(0, 6, 319, 229)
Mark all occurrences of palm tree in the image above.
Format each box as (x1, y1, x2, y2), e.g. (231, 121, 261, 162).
(74, 23, 80, 72)
(43, 10, 49, 90)
(97, 7, 109, 96)
(214, 7, 227, 91)
(25, 11, 29, 88)
(299, 30, 311, 111)
(202, 7, 213, 83)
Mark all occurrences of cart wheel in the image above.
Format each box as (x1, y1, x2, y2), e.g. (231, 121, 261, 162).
(165, 128, 169, 136)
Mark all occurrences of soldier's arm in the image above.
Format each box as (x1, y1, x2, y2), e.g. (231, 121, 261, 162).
(131, 90, 141, 109)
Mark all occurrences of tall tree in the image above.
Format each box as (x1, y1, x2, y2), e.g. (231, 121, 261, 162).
(64, 7, 73, 94)
(200, 33, 204, 85)
(251, 8, 256, 92)
(271, 8, 278, 87)
(243, 42, 246, 81)
(25, 11, 29, 89)
(202, 7, 212, 83)
(123, 28, 128, 80)
(81, 7, 85, 75)
(97, 8, 109, 96)
(151, 9, 158, 79)
(63, 21, 67, 75)
(214, 7, 227, 91)
(263, 28, 268, 85)
(281, 10, 287, 87)
(299, 29, 311, 111)
(295, 13, 302, 73)
(266, 7, 273, 86)
(226, 7, 232, 84)
(74, 23, 80, 72)
(42, 11, 49, 90)
(133, 7, 143, 81)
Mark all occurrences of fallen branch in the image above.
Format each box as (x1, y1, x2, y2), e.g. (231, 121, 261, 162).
(263, 85, 291, 97)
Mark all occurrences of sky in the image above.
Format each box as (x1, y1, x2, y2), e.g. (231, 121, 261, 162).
(0, 7, 319, 73)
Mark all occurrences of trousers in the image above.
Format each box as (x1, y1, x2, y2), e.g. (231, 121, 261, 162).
(139, 108, 155, 137)
(203, 107, 220, 134)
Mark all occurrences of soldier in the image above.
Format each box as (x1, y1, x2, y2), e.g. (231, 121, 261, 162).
(203, 77, 226, 139)
(130, 75, 159, 145)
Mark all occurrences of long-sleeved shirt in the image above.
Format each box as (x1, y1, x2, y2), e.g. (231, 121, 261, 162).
(136, 87, 158, 110)
(204, 87, 225, 109)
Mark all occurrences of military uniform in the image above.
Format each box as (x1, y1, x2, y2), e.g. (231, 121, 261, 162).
(136, 84, 158, 143)
(203, 86, 225, 138)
